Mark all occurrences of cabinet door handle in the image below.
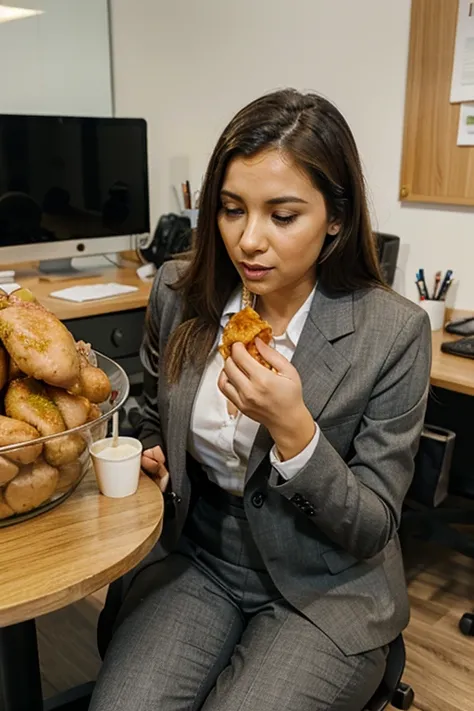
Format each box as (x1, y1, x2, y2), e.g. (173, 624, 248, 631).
(111, 328, 124, 346)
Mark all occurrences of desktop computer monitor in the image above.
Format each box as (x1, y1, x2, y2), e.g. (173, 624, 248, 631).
(0, 114, 150, 274)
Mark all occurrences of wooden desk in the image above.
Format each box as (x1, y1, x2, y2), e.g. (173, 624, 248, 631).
(430, 311, 474, 397)
(0, 471, 163, 710)
(13, 262, 152, 321)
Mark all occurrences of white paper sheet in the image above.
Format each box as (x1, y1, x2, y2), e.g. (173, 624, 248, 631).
(451, 1, 474, 103)
(457, 102, 474, 144)
(0, 283, 21, 294)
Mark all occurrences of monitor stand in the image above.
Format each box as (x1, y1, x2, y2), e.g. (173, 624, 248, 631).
(38, 257, 106, 280)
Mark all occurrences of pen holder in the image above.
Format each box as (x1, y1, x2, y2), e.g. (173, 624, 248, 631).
(182, 209, 199, 229)
(419, 299, 446, 331)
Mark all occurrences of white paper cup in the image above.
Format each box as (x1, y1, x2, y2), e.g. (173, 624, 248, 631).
(419, 300, 446, 331)
(89, 436, 143, 498)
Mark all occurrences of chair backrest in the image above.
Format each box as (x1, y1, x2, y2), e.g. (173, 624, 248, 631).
(364, 635, 406, 711)
(375, 232, 400, 287)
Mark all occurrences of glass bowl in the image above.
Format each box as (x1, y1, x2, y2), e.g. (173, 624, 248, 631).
(0, 352, 129, 527)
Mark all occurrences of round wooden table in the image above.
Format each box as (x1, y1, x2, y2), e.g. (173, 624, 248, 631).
(0, 470, 164, 711)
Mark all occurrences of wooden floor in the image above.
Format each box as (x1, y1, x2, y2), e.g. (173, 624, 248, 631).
(397, 539, 474, 711)
(37, 539, 474, 711)
(38, 589, 105, 700)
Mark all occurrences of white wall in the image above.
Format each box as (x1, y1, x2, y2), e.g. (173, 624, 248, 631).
(111, 0, 474, 308)
(0, 0, 112, 116)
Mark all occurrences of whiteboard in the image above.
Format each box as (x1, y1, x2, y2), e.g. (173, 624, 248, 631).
(0, 0, 112, 117)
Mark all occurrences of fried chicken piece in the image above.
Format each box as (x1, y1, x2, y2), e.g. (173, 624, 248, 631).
(219, 306, 273, 368)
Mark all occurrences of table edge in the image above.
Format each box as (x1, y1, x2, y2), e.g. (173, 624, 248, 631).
(430, 375, 474, 397)
(0, 517, 163, 627)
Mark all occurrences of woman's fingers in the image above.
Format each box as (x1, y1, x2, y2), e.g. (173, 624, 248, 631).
(224, 354, 251, 390)
(144, 445, 166, 465)
(156, 470, 169, 493)
(141, 453, 168, 478)
(218, 369, 244, 412)
(254, 338, 293, 376)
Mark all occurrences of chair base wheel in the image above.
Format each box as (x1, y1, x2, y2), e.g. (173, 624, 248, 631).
(459, 613, 474, 636)
(392, 682, 414, 710)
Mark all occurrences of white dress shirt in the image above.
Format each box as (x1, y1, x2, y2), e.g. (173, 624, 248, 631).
(187, 287, 319, 495)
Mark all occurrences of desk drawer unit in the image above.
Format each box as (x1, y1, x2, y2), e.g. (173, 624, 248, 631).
(63, 308, 146, 392)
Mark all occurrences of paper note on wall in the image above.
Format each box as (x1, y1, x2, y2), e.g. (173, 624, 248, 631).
(451, 1, 474, 103)
(457, 103, 474, 145)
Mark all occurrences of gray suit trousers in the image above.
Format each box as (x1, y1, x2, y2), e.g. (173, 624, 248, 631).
(89, 496, 387, 711)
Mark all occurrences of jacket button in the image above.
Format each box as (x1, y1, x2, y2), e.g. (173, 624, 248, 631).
(291, 493, 303, 505)
(164, 491, 181, 507)
(251, 491, 265, 508)
(302, 504, 316, 516)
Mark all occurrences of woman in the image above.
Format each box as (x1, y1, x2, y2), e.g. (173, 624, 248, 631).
(90, 89, 431, 711)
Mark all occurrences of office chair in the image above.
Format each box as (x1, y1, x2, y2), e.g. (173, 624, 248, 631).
(459, 612, 474, 635)
(363, 635, 414, 710)
(375, 232, 400, 287)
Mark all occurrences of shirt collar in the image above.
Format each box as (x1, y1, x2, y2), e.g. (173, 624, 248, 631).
(283, 286, 315, 348)
(220, 285, 316, 349)
(220, 288, 243, 328)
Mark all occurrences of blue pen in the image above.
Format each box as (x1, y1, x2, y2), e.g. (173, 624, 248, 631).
(438, 272, 454, 301)
(436, 270, 453, 300)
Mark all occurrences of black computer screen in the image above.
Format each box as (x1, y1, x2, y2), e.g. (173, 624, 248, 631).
(0, 115, 150, 246)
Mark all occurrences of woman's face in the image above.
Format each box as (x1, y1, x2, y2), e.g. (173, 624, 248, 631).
(217, 149, 340, 301)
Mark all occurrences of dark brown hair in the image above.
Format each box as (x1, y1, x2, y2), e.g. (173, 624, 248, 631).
(165, 89, 385, 381)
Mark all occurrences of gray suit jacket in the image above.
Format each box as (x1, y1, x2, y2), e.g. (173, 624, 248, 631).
(136, 260, 431, 655)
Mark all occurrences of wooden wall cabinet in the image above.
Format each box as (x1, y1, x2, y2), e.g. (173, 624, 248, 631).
(400, 0, 474, 206)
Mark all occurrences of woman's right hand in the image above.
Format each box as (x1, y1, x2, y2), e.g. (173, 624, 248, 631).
(141, 445, 169, 493)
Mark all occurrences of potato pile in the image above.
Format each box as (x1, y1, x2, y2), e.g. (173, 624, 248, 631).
(0, 287, 111, 519)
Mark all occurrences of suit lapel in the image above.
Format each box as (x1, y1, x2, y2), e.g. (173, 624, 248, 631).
(167, 360, 205, 487)
(245, 286, 355, 484)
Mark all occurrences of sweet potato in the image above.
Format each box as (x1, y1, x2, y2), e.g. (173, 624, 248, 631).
(0, 455, 19, 485)
(8, 358, 23, 381)
(0, 301, 80, 388)
(45, 387, 90, 429)
(5, 378, 65, 434)
(69, 352, 111, 404)
(87, 403, 102, 422)
(4, 378, 85, 467)
(5, 457, 58, 513)
(56, 460, 82, 494)
(0, 415, 42, 464)
(0, 491, 14, 519)
(0, 344, 8, 391)
(45, 433, 86, 468)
